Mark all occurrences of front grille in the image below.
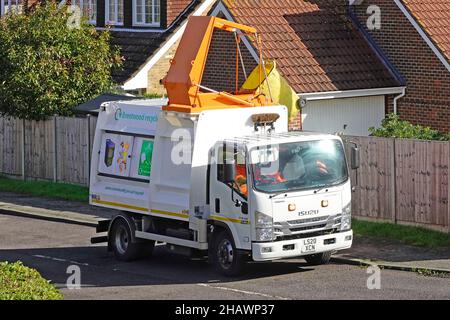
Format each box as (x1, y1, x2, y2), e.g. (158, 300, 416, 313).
(275, 229, 337, 242)
(274, 214, 342, 238)
(290, 223, 327, 233)
(287, 216, 329, 225)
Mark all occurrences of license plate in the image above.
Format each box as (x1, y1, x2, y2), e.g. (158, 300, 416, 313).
(301, 237, 317, 253)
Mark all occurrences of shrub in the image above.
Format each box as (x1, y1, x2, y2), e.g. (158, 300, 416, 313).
(0, 261, 63, 300)
(0, 3, 123, 120)
(369, 114, 450, 141)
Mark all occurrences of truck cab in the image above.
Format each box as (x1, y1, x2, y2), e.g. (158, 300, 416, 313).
(208, 132, 353, 274)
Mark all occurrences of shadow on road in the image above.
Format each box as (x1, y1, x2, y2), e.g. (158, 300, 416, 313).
(0, 245, 316, 289)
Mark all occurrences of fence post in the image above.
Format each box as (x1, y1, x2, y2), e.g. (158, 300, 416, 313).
(392, 138, 397, 224)
(21, 118, 25, 180)
(53, 116, 57, 183)
(448, 141, 450, 233)
(87, 114, 91, 187)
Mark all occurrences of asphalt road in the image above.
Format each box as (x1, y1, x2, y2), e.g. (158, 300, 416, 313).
(1, 213, 449, 300)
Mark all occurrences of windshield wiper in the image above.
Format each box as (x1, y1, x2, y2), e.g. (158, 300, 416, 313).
(313, 185, 328, 194)
(313, 179, 346, 194)
(269, 192, 287, 199)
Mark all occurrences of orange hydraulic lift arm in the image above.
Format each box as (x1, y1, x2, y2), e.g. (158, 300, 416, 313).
(161, 16, 270, 113)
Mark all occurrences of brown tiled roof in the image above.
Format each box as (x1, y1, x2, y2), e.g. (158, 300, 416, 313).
(222, 0, 400, 93)
(402, 0, 450, 62)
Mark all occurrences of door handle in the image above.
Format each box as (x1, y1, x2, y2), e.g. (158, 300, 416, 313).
(215, 198, 220, 213)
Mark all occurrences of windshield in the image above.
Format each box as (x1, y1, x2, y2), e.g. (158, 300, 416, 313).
(250, 139, 348, 193)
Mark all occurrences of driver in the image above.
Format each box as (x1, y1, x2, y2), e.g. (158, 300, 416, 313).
(254, 160, 286, 185)
(235, 163, 248, 196)
(315, 160, 329, 175)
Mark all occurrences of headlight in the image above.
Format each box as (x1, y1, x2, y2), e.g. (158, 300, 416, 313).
(255, 211, 274, 241)
(340, 203, 352, 231)
(255, 228, 274, 242)
(255, 211, 272, 228)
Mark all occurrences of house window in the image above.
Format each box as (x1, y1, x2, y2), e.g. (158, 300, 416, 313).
(133, 0, 160, 27)
(72, 0, 97, 24)
(106, 0, 123, 25)
(1, 0, 22, 16)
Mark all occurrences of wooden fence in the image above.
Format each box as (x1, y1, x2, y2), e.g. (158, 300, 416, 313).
(346, 136, 450, 233)
(0, 116, 97, 186)
(0, 117, 449, 232)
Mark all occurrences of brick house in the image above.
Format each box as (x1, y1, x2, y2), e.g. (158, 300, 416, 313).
(351, 0, 450, 133)
(141, 0, 407, 134)
(5, 0, 428, 135)
(204, 0, 405, 133)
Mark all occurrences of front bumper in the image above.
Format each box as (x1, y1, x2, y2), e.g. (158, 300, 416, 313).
(252, 230, 353, 261)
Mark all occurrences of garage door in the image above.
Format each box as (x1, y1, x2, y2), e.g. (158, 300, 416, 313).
(301, 96, 385, 136)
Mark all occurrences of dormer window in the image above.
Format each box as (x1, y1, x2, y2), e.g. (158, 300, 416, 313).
(133, 0, 160, 27)
(106, 0, 124, 25)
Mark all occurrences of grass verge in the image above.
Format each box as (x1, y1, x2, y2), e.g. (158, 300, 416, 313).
(352, 218, 450, 248)
(0, 261, 63, 300)
(0, 175, 88, 202)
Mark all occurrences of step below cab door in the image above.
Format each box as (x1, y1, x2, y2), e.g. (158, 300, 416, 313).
(209, 142, 251, 250)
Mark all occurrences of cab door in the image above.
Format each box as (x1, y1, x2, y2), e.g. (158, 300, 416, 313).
(209, 142, 251, 250)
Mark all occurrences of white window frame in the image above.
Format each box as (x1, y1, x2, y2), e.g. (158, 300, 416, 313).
(105, 0, 124, 26)
(1, 0, 22, 16)
(72, 0, 97, 25)
(132, 0, 160, 27)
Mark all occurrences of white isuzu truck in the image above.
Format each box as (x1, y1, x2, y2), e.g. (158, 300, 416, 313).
(89, 16, 359, 276)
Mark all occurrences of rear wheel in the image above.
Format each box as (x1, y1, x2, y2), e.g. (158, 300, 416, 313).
(213, 231, 246, 276)
(110, 218, 154, 261)
(304, 251, 332, 266)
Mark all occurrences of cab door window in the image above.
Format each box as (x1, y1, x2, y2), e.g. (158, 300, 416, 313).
(217, 144, 248, 198)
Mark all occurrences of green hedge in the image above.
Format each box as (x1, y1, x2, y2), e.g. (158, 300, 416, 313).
(369, 114, 450, 141)
(0, 261, 62, 300)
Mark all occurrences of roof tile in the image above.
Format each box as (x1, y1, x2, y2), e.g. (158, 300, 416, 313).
(403, 0, 450, 62)
(224, 0, 399, 93)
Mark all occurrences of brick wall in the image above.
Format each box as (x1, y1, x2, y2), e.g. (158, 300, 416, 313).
(289, 113, 302, 131)
(22, 0, 41, 13)
(201, 28, 301, 131)
(167, 0, 192, 26)
(353, 1, 450, 133)
(201, 28, 257, 93)
(147, 27, 259, 95)
(147, 39, 181, 95)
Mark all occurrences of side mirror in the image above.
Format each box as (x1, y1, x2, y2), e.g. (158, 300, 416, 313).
(350, 145, 360, 170)
(223, 160, 236, 184)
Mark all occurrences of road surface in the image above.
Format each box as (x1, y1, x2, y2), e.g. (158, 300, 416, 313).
(0, 213, 449, 300)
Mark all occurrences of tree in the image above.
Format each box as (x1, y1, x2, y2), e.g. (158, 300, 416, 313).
(0, 3, 123, 120)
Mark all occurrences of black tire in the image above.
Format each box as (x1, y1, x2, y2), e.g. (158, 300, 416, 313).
(212, 230, 246, 276)
(110, 218, 155, 262)
(304, 251, 332, 266)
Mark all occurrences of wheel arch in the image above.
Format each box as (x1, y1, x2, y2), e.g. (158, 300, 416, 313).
(107, 212, 141, 250)
(208, 219, 248, 251)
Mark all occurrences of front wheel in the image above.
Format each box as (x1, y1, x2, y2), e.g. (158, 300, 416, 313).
(110, 218, 154, 261)
(304, 251, 332, 266)
(213, 231, 246, 276)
